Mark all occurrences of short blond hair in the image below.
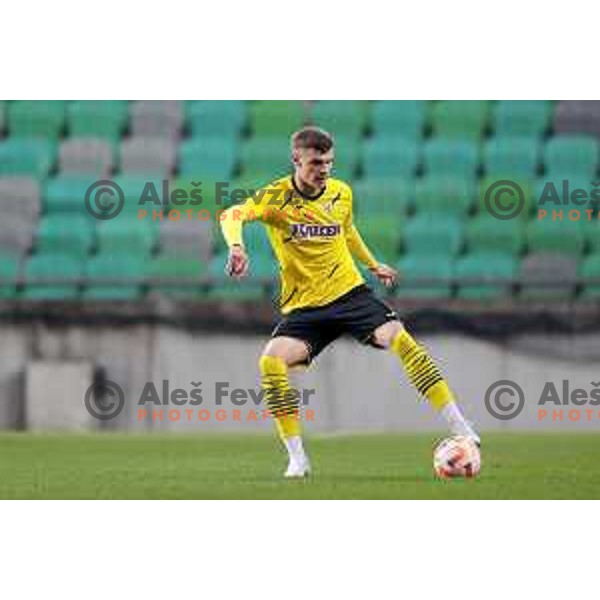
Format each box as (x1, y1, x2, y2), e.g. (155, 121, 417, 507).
(291, 126, 334, 153)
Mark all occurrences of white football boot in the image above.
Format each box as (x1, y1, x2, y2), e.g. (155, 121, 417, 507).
(284, 452, 311, 478)
(283, 436, 311, 478)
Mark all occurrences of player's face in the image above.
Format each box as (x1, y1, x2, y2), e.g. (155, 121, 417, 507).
(293, 147, 334, 190)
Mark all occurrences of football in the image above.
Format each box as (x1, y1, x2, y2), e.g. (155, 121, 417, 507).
(433, 436, 481, 479)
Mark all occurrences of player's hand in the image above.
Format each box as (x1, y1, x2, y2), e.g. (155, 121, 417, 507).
(369, 263, 398, 288)
(226, 245, 249, 279)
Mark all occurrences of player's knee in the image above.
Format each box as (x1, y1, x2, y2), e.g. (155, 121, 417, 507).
(373, 320, 404, 349)
(259, 353, 285, 373)
(261, 337, 309, 367)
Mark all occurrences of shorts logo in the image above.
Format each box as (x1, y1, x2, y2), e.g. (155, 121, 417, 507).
(290, 223, 341, 239)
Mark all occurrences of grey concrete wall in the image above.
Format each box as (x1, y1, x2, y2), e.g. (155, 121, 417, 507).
(0, 324, 599, 433)
(26, 361, 94, 431)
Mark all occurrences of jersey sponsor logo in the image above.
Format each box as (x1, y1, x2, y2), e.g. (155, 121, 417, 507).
(290, 223, 341, 239)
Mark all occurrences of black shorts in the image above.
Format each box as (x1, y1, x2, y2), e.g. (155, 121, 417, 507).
(271, 284, 399, 364)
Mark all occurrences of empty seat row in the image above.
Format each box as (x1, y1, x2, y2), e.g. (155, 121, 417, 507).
(394, 252, 592, 300)
(360, 214, 600, 263)
(0, 101, 558, 141)
(0, 250, 597, 301)
(370, 101, 554, 139)
(4, 202, 597, 266)
(3, 133, 598, 181)
(0, 250, 275, 300)
(2, 170, 598, 228)
(0, 101, 245, 139)
(0, 252, 209, 300)
(0, 212, 215, 258)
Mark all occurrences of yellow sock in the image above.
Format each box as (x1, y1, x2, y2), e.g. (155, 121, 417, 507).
(390, 328, 454, 411)
(259, 355, 301, 439)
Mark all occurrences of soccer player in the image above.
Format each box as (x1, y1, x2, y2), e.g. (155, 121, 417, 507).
(220, 127, 479, 477)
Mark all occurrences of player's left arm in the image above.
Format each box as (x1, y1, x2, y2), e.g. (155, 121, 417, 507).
(344, 186, 398, 288)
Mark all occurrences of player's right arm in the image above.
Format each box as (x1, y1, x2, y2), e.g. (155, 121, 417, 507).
(220, 196, 268, 279)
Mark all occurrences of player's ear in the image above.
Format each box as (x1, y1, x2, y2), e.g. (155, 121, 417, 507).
(291, 148, 302, 168)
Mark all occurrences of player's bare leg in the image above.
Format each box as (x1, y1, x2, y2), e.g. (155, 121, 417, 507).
(372, 320, 480, 445)
(260, 336, 312, 478)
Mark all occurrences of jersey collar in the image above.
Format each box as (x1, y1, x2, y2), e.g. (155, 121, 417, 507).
(290, 175, 328, 201)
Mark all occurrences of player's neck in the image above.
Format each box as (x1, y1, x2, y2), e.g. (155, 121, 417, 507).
(292, 173, 326, 200)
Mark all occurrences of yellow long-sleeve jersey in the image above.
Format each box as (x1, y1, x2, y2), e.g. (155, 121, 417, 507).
(220, 175, 378, 314)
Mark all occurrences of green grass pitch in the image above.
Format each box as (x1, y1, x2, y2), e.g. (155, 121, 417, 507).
(0, 432, 599, 499)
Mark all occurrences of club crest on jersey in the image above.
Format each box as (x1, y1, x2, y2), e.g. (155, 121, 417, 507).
(323, 192, 342, 214)
(290, 223, 341, 239)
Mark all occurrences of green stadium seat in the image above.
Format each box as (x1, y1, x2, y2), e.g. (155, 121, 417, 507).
(36, 216, 95, 255)
(332, 134, 361, 180)
(395, 254, 453, 299)
(311, 101, 369, 137)
(247, 252, 278, 282)
(8, 101, 66, 138)
(476, 175, 535, 219)
(44, 177, 93, 214)
(23, 253, 83, 300)
(179, 139, 238, 179)
(208, 252, 264, 300)
(67, 101, 129, 141)
(525, 218, 585, 256)
(356, 215, 404, 263)
(96, 220, 158, 254)
(240, 137, 291, 178)
(493, 101, 553, 136)
(352, 177, 414, 215)
(249, 101, 305, 136)
(113, 175, 165, 216)
(455, 252, 517, 299)
(430, 101, 490, 140)
(414, 175, 474, 216)
(580, 254, 600, 298)
(0, 140, 56, 177)
(465, 215, 524, 256)
(167, 177, 226, 214)
(404, 215, 463, 257)
(423, 139, 479, 176)
(363, 138, 420, 177)
(148, 253, 208, 297)
(484, 137, 541, 177)
(84, 253, 146, 300)
(371, 101, 425, 140)
(187, 101, 246, 138)
(543, 135, 598, 176)
(0, 254, 21, 299)
(241, 222, 273, 256)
